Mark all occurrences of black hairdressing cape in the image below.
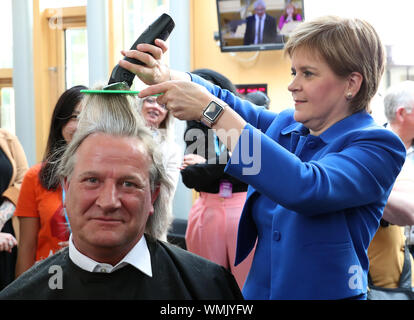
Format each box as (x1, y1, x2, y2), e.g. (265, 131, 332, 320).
(0, 235, 243, 300)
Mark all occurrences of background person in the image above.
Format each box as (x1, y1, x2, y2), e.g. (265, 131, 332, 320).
(14, 85, 86, 277)
(0, 86, 243, 300)
(278, 2, 302, 33)
(245, 90, 271, 109)
(120, 16, 406, 299)
(139, 95, 181, 223)
(368, 80, 414, 289)
(0, 128, 28, 289)
(181, 68, 254, 289)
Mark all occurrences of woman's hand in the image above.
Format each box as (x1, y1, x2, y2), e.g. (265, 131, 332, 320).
(0, 232, 17, 253)
(139, 80, 214, 122)
(180, 154, 207, 170)
(119, 39, 170, 85)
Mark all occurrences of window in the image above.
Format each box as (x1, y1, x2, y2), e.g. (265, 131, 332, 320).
(0, 0, 13, 69)
(0, 88, 15, 134)
(120, 0, 170, 89)
(40, 0, 86, 10)
(0, 0, 14, 133)
(33, 0, 170, 161)
(65, 28, 88, 88)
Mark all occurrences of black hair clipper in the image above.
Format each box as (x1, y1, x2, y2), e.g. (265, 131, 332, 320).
(105, 13, 175, 90)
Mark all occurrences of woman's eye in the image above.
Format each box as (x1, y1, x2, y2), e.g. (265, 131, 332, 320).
(303, 71, 313, 77)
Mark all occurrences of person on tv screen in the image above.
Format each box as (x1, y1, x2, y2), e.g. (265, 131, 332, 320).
(278, 2, 302, 33)
(243, 0, 278, 45)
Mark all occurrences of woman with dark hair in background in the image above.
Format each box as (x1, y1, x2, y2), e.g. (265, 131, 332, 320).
(181, 68, 255, 289)
(15, 85, 87, 277)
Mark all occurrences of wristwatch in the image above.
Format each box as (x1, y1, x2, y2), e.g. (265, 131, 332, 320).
(200, 100, 227, 128)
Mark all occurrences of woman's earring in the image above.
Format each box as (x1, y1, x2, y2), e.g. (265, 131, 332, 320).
(346, 92, 353, 100)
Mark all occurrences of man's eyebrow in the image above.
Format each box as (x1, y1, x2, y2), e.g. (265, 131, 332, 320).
(77, 171, 146, 183)
(77, 171, 99, 179)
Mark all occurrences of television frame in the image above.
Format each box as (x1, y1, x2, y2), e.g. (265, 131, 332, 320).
(216, 0, 305, 53)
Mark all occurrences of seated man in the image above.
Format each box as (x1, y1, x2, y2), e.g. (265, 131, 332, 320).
(0, 88, 243, 300)
(368, 81, 414, 289)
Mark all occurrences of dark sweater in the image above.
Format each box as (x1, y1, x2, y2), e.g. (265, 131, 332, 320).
(0, 235, 243, 300)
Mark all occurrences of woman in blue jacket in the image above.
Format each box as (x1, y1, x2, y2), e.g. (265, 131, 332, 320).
(121, 16, 406, 299)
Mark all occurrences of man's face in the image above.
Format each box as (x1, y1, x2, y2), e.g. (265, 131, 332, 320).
(255, 5, 266, 17)
(64, 133, 157, 263)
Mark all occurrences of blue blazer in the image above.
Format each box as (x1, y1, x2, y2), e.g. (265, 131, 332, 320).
(191, 74, 406, 299)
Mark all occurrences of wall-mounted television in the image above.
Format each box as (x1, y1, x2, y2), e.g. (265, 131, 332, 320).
(216, 0, 305, 52)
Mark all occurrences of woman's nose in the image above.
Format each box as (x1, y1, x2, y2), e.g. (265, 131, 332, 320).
(288, 77, 300, 92)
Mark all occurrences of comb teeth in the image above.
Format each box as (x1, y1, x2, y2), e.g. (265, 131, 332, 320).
(80, 89, 140, 95)
(80, 90, 164, 96)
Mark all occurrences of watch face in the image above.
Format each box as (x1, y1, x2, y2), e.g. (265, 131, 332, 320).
(204, 101, 223, 121)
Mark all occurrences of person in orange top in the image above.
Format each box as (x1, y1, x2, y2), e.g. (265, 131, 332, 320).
(14, 85, 86, 276)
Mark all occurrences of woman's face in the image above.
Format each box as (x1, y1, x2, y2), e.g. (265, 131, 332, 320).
(286, 4, 294, 15)
(141, 96, 168, 129)
(61, 102, 82, 143)
(288, 48, 351, 136)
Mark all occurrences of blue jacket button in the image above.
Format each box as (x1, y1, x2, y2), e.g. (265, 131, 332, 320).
(273, 230, 281, 241)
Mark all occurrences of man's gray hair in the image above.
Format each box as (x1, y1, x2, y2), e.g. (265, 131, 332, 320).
(57, 85, 173, 240)
(254, 0, 266, 9)
(384, 80, 414, 122)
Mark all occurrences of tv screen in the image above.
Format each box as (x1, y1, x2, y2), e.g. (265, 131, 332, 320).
(216, 0, 305, 52)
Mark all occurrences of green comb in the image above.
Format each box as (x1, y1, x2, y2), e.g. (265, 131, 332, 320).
(80, 90, 163, 96)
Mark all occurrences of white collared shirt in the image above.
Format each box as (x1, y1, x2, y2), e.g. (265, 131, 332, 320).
(68, 234, 152, 277)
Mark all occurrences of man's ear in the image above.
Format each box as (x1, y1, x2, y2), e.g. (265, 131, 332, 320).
(151, 185, 160, 205)
(148, 185, 160, 216)
(63, 177, 69, 192)
(395, 106, 407, 122)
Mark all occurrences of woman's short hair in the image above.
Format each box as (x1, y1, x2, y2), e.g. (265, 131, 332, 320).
(57, 85, 173, 240)
(285, 15, 385, 113)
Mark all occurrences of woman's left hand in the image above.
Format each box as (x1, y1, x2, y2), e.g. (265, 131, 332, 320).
(139, 80, 214, 122)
